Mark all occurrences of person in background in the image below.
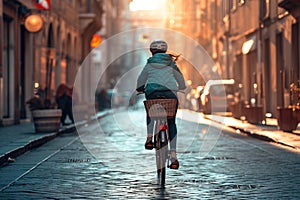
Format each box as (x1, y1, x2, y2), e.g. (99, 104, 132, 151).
(55, 84, 74, 125)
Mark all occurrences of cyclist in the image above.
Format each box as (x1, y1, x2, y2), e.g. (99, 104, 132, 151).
(136, 39, 186, 169)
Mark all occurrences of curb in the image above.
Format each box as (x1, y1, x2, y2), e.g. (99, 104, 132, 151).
(0, 111, 111, 167)
(0, 128, 65, 167)
(204, 116, 297, 149)
(231, 126, 277, 143)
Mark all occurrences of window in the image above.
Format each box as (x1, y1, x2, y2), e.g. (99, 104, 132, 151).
(276, 32, 285, 107)
(264, 38, 271, 111)
(3, 15, 14, 118)
(292, 22, 299, 82)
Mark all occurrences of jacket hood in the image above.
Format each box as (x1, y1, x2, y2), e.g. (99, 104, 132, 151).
(147, 53, 173, 68)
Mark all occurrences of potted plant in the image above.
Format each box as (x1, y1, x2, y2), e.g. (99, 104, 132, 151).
(26, 50, 62, 133)
(277, 82, 300, 132)
(277, 106, 299, 132)
(26, 90, 62, 133)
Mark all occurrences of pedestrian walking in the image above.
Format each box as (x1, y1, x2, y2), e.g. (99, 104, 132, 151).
(55, 83, 74, 125)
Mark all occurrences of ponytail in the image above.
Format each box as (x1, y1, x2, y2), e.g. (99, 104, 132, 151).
(168, 53, 180, 61)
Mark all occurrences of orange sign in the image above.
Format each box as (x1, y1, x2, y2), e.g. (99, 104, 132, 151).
(90, 34, 102, 48)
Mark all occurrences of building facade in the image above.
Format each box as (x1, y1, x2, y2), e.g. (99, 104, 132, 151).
(195, 0, 300, 117)
(158, 0, 300, 117)
(230, 0, 299, 116)
(0, 0, 103, 126)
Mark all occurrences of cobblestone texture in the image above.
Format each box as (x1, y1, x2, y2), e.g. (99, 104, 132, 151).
(1, 109, 300, 199)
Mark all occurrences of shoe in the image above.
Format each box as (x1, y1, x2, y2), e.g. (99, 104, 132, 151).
(170, 151, 179, 169)
(170, 159, 179, 169)
(145, 136, 153, 150)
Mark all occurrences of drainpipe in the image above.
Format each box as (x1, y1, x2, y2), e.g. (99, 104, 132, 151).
(258, 1, 265, 116)
(257, 26, 262, 107)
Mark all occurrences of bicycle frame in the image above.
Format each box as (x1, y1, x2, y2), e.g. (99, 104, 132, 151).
(153, 118, 170, 187)
(143, 98, 177, 187)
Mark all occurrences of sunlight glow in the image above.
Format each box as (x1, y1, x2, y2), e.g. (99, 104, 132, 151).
(242, 38, 255, 54)
(129, 0, 166, 11)
(34, 82, 39, 88)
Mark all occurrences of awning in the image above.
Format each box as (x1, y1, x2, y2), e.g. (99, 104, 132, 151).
(242, 35, 257, 55)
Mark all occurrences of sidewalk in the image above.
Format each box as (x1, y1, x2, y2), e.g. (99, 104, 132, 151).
(204, 114, 300, 151)
(0, 110, 111, 166)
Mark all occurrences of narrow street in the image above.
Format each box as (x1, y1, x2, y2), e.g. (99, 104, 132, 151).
(1, 107, 300, 199)
(1, 1, 300, 199)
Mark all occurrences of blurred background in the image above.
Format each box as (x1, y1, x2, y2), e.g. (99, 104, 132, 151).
(0, 0, 299, 127)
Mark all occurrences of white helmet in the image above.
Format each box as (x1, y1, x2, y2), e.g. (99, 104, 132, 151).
(150, 40, 168, 53)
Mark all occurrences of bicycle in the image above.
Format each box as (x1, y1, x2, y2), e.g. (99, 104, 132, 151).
(143, 98, 178, 187)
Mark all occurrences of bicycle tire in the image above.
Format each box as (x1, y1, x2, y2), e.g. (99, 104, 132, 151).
(157, 149, 166, 186)
(155, 129, 168, 187)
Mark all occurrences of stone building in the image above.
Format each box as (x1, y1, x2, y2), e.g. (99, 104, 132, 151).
(0, 0, 103, 126)
(157, 0, 300, 118)
(228, 0, 299, 117)
(195, 0, 300, 118)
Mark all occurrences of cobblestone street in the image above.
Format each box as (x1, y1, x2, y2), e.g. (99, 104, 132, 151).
(1, 108, 300, 199)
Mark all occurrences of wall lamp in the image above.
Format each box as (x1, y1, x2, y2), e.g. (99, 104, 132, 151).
(24, 13, 44, 33)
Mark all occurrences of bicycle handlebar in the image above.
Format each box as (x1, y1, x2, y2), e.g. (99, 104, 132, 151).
(136, 90, 185, 96)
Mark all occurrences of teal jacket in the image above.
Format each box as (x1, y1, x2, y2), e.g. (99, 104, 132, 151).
(136, 53, 186, 96)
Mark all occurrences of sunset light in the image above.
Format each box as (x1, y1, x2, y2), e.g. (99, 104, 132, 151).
(129, 0, 166, 11)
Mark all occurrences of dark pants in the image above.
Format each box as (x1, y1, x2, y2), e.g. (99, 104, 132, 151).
(146, 90, 178, 151)
(57, 94, 74, 125)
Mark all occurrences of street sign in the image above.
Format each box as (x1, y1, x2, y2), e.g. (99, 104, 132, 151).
(33, 0, 51, 10)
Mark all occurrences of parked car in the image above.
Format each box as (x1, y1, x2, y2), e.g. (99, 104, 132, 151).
(186, 86, 203, 111)
(200, 79, 235, 114)
(106, 89, 124, 108)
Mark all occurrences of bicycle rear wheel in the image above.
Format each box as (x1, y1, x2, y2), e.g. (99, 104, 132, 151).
(156, 131, 168, 187)
(156, 148, 167, 186)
